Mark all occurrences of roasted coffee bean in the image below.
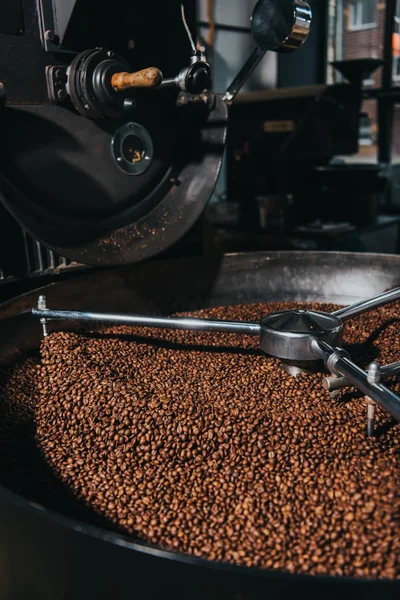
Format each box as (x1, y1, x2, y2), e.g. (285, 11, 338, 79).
(2, 301, 400, 579)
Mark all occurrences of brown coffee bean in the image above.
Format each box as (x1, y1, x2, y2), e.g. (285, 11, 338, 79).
(1, 300, 400, 579)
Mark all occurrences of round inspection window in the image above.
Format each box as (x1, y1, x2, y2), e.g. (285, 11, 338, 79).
(112, 122, 154, 175)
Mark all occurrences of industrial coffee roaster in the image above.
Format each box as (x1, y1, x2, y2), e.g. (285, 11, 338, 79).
(1, 1, 400, 599)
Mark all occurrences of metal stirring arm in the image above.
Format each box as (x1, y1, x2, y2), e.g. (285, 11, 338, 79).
(32, 303, 261, 337)
(312, 340, 400, 422)
(331, 286, 400, 321)
(323, 361, 400, 393)
(32, 294, 400, 426)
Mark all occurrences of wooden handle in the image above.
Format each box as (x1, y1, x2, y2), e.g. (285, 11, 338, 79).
(111, 67, 163, 91)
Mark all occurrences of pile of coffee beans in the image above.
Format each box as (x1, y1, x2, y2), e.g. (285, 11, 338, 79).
(0, 353, 39, 442)
(4, 301, 400, 578)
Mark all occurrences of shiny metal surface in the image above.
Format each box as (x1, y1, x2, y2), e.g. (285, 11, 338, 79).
(31, 307, 260, 336)
(251, 0, 312, 52)
(259, 309, 343, 361)
(311, 340, 400, 422)
(332, 286, 400, 321)
(222, 47, 266, 104)
(284, 0, 312, 51)
(323, 361, 400, 392)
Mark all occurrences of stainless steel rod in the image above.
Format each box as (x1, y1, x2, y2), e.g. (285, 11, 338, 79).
(323, 361, 400, 392)
(222, 46, 266, 104)
(331, 286, 400, 321)
(381, 361, 400, 378)
(31, 308, 261, 336)
(312, 340, 400, 421)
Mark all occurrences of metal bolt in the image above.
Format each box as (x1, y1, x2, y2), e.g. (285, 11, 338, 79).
(57, 89, 67, 101)
(123, 98, 135, 111)
(38, 295, 48, 338)
(322, 375, 349, 393)
(45, 30, 58, 43)
(127, 39, 135, 50)
(107, 50, 115, 58)
(367, 361, 381, 385)
(38, 295, 47, 310)
(365, 361, 380, 437)
(176, 93, 188, 106)
(54, 68, 67, 82)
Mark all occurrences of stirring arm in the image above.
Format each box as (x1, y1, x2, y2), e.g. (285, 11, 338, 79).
(312, 340, 400, 422)
(31, 307, 261, 336)
(331, 286, 400, 321)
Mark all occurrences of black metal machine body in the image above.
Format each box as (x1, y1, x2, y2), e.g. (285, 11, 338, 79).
(0, 0, 226, 267)
(0, 0, 313, 271)
(227, 59, 386, 234)
(227, 83, 362, 230)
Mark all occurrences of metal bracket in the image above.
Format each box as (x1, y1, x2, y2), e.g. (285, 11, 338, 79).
(36, 0, 75, 54)
(45, 66, 69, 102)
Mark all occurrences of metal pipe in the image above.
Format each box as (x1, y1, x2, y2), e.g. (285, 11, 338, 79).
(331, 287, 400, 321)
(222, 46, 266, 105)
(31, 308, 261, 336)
(311, 340, 400, 422)
(323, 361, 400, 392)
(381, 361, 400, 378)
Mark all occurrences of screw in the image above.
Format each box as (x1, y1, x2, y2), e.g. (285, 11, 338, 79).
(365, 361, 380, 437)
(54, 68, 67, 82)
(107, 50, 115, 58)
(367, 361, 380, 385)
(57, 89, 67, 101)
(176, 93, 188, 106)
(38, 295, 48, 338)
(127, 39, 135, 50)
(38, 295, 47, 310)
(123, 98, 135, 111)
(45, 30, 58, 43)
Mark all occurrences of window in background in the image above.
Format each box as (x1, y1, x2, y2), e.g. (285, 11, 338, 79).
(328, 0, 382, 86)
(327, 0, 382, 163)
(393, 0, 400, 82)
(348, 0, 376, 30)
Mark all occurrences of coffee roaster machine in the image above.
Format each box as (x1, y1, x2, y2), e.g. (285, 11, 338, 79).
(1, 1, 400, 599)
(227, 58, 386, 233)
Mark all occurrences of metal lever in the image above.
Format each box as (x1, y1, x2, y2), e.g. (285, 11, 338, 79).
(331, 286, 400, 321)
(222, 0, 312, 104)
(222, 47, 267, 105)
